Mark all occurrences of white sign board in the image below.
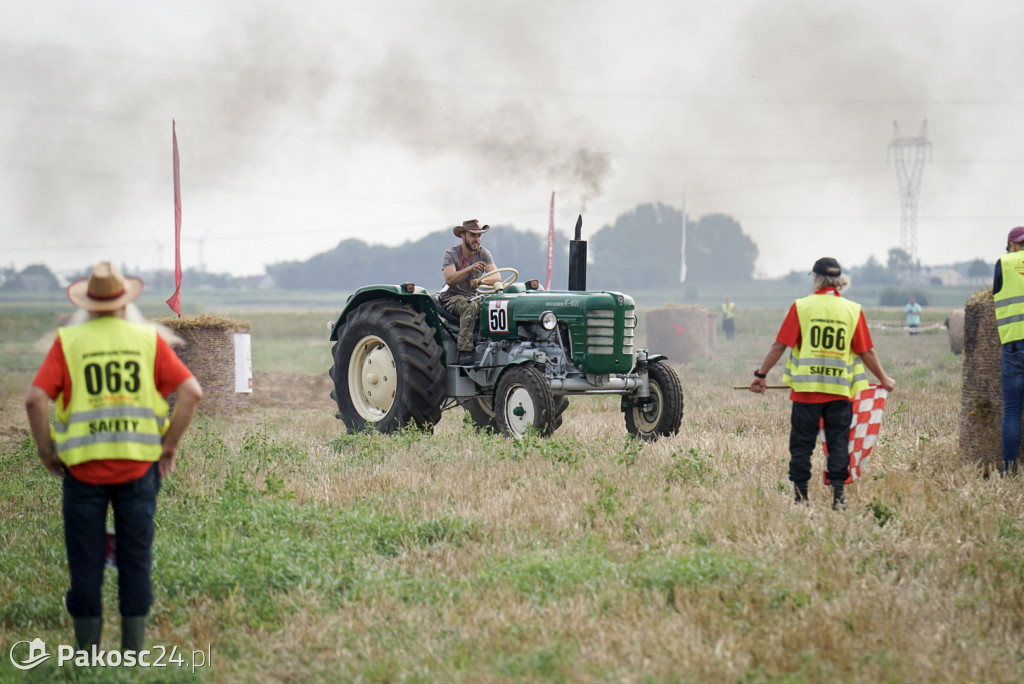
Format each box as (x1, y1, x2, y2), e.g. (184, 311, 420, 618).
(234, 333, 253, 393)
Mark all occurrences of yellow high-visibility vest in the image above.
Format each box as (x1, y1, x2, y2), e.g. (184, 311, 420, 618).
(53, 318, 168, 467)
(783, 294, 868, 398)
(994, 251, 1024, 344)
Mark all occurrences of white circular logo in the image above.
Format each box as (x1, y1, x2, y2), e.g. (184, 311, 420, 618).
(9, 639, 51, 671)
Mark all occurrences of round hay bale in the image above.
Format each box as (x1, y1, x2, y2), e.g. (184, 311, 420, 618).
(959, 290, 1011, 472)
(156, 314, 252, 417)
(948, 308, 965, 355)
(644, 305, 711, 364)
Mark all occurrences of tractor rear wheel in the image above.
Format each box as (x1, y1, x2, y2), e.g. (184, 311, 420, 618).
(624, 359, 683, 441)
(329, 300, 445, 433)
(495, 364, 558, 438)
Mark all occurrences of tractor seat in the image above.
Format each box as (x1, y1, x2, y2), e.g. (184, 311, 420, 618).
(432, 293, 461, 325)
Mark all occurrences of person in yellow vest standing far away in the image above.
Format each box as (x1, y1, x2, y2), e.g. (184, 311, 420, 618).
(993, 226, 1024, 476)
(749, 257, 896, 509)
(25, 262, 202, 653)
(721, 297, 736, 340)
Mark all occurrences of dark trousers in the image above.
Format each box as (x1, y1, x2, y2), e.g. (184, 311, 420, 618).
(63, 463, 161, 618)
(789, 400, 852, 485)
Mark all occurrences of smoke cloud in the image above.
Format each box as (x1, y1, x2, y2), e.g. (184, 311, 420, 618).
(3, 0, 1023, 276)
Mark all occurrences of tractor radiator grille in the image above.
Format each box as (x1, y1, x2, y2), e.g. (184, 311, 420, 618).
(623, 312, 636, 355)
(586, 309, 635, 356)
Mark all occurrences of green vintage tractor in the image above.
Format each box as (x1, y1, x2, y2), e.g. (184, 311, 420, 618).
(328, 218, 683, 439)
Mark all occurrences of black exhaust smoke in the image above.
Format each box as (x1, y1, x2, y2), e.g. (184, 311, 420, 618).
(568, 214, 587, 291)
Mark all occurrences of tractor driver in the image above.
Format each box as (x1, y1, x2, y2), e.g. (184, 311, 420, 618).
(440, 219, 500, 365)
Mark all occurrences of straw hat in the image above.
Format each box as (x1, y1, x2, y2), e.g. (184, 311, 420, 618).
(66, 261, 144, 312)
(453, 219, 490, 237)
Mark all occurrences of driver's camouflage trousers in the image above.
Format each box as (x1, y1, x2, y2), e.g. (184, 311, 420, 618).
(443, 295, 481, 352)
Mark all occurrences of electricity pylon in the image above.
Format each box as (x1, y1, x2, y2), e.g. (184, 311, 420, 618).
(888, 120, 931, 271)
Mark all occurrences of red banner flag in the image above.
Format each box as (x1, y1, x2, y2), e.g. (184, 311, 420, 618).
(821, 384, 889, 484)
(545, 191, 555, 290)
(165, 120, 182, 316)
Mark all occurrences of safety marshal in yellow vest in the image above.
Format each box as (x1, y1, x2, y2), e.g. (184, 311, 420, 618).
(994, 247, 1024, 345)
(750, 256, 896, 510)
(53, 317, 169, 467)
(783, 294, 869, 399)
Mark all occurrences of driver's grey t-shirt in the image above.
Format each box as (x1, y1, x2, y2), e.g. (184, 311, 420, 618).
(440, 245, 494, 301)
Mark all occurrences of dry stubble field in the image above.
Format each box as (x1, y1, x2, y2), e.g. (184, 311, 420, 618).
(1, 304, 1023, 682)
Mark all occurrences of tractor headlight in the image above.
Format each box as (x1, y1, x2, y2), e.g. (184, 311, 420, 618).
(540, 311, 558, 330)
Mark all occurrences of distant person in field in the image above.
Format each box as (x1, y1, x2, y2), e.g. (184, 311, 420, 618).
(904, 297, 922, 336)
(993, 226, 1024, 476)
(721, 297, 736, 340)
(749, 257, 896, 509)
(440, 219, 500, 365)
(25, 262, 202, 653)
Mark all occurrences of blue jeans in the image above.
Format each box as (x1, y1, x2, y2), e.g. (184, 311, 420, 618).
(1001, 341, 1024, 464)
(63, 463, 161, 618)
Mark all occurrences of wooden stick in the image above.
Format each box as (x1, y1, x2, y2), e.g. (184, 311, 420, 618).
(733, 385, 789, 390)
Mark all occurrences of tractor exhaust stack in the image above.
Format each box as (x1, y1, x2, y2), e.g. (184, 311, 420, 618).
(568, 214, 587, 291)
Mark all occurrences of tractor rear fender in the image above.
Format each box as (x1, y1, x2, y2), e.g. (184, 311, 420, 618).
(490, 357, 541, 394)
(464, 355, 533, 390)
(329, 285, 445, 345)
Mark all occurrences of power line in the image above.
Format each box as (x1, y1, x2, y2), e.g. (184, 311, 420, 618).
(4, 39, 1024, 108)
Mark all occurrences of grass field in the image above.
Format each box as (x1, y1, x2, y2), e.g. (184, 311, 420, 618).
(2, 297, 1022, 683)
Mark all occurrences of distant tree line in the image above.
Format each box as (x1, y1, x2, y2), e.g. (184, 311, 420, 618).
(0, 264, 61, 292)
(783, 248, 992, 288)
(587, 203, 757, 290)
(266, 203, 760, 291)
(6, 210, 993, 297)
(266, 227, 572, 291)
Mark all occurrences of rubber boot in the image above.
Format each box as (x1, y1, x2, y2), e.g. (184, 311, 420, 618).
(1001, 460, 1018, 478)
(121, 616, 146, 653)
(793, 481, 809, 504)
(74, 616, 102, 650)
(831, 483, 846, 510)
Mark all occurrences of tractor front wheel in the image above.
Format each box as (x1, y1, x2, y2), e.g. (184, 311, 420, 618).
(624, 359, 683, 441)
(495, 364, 558, 438)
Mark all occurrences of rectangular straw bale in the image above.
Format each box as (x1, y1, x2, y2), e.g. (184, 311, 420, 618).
(156, 315, 252, 417)
(959, 289, 1013, 471)
(644, 304, 711, 364)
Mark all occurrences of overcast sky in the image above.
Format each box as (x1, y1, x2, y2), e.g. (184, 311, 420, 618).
(3, 0, 1022, 281)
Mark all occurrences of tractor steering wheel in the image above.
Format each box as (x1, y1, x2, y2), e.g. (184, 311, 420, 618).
(475, 267, 519, 294)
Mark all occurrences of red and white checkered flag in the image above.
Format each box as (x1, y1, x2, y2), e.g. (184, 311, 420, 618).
(820, 384, 889, 484)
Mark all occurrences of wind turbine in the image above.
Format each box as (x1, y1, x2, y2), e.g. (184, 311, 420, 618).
(150, 234, 165, 272)
(183, 228, 212, 272)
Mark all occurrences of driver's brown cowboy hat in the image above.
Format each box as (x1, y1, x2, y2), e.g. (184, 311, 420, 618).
(453, 219, 490, 237)
(66, 261, 144, 312)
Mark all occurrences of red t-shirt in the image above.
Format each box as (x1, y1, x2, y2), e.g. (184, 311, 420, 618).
(775, 287, 873, 404)
(33, 331, 194, 484)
